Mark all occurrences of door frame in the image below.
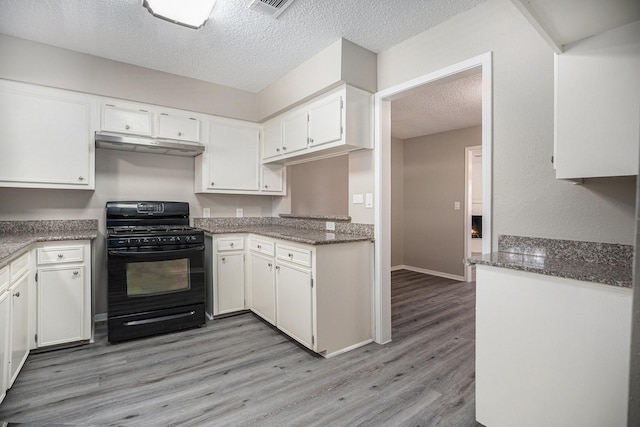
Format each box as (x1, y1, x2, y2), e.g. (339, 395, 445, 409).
(464, 145, 483, 282)
(373, 52, 493, 344)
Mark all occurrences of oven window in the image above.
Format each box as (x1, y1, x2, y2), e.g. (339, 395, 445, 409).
(126, 259, 190, 296)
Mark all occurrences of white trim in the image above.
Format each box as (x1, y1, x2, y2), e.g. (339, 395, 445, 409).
(374, 51, 493, 345)
(391, 265, 465, 282)
(464, 145, 482, 282)
(93, 312, 107, 323)
(509, 0, 564, 54)
(323, 338, 374, 358)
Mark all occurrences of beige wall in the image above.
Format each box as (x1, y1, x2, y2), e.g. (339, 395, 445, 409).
(401, 126, 481, 277)
(0, 33, 257, 121)
(257, 38, 377, 121)
(391, 138, 404, 267)
(378, 0, 636, 246)
(290, 155, 349, 216)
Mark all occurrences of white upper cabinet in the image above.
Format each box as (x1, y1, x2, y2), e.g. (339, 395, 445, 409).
(261, 84, 372, 165)
(281, 108, 310, 156)
(0, 80, 96, 190)
(262, 118, 284, 160)
(157, 112, 200, 142)
(307, 94, 342, 148)
(101, 103, 152, 136)
(201, 118, 260, 192)
(261, 165, 285, 193)
(554, 21, 640, 179)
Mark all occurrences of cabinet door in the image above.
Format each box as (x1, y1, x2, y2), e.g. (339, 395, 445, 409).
(9, 273, 29, 388)
(250, 253, 276, 325)
(158, 113, 200, 142)
(262, 119, 283, 160)
(261, 166, 285, 193)
(102, 104, 152, 136)
(276, 262, 313, 348)
(37, 266, 85, 347)
(0, 292, 9, 404)
(281, 109, 309, 155)
(0, 82, 93, 188)
(209, 121, 260, 191)
(308, 94, 343, 148)
(216, 253, 245, 315)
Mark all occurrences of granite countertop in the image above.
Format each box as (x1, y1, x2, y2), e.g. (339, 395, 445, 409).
(466, 235, 633, 288)
(197, 225, 373, 245)
(0, 220, 99, 268)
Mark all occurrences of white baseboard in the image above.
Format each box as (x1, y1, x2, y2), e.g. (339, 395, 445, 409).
(94, 313, 107, 323)
(391, 264, 465, 282)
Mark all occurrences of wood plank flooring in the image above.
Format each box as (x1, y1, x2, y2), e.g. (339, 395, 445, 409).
(0, 270, 477, 426)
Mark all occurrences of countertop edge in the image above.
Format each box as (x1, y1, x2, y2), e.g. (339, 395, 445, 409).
(466, 254, 632, 288)
(199, 227, 373, 245)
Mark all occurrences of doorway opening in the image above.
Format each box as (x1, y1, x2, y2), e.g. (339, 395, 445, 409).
(373, 52, 493, 344)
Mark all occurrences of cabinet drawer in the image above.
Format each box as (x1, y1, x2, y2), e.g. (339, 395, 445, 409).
(10, 252, 30, 282)
(249, 238, 274, 256)
(37, 246, 84, 265)
(217, 237, 244, 251)
(276, 244, 312, 268)
(102, 104, 153, 136)
(0, 265, 8, 294)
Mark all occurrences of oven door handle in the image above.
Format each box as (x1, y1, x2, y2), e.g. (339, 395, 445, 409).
(108, 246, 205, 257)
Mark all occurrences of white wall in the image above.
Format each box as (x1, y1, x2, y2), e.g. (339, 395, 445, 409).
(377, 0, 636, 246)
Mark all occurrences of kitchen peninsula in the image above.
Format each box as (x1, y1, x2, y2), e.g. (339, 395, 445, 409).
(196, 215, 374, 358)
(467, 235, 633, 427)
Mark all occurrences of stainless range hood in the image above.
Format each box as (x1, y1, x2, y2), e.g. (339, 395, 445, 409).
(95, 132, 205, 157)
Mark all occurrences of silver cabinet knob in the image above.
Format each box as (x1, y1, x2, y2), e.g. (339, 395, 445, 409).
(178, 131, 183, 136)
(221, 257, 226, 262)
(288, 253, 293, 258)
(264, 185, 269, 189)
(78, 176, 84, 181)
(275, 266, 280, 271)
(125, 124, 130, 130)
(282, 146, 287, 150)
(257, 244, 261, 249)
(309, 138, 314, 144)
(268, 263, 272, 268)
(73, 270, 79, 276)
(276, 148, 281, 152)
(211, 182, 215, 186)
(57, 253, 64, 258)
(14, 292, 20, 297)
(230, 242, 234, 247)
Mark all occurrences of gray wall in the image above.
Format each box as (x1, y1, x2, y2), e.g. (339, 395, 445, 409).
(377, 0, 636, 247)
(391, 138, 404, 267)
(401, 126, 481, 277)
(290, 155, 349, 216)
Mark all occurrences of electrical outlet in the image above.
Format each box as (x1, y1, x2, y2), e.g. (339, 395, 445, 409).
(203, 208, 211, 218)
(326, 221, 335, 231)
(236, 208, 244, 217)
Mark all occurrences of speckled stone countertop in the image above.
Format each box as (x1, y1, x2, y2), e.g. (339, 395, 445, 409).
(278, 213, 352, 222)
(194, 217, 373, 245)
(466, 235, 633, 288)
(0, 220, 99, 267)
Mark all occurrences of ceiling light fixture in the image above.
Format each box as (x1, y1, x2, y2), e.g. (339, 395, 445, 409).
(143, 0, 217, 29)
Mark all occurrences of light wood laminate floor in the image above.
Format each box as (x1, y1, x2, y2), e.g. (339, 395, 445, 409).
(0, 270, 477, 426)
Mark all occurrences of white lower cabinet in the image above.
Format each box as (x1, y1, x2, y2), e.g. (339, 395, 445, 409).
(275, 261, 313, 348)
(8, 263, 29, 388)
(35, 241, 91, 348)
(0, 265, 10, 404)
(212, 236, 246, 316)
(249, 252, 276, 325)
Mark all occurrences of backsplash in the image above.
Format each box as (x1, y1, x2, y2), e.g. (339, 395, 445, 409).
(498, 235, 634, 267)
(194, 217, 374, 237)
(0, 219, 99, 234)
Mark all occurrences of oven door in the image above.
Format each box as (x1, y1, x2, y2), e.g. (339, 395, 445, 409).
(107, 245, 205, 317)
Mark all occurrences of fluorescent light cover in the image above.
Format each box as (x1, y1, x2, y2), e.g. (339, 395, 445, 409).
(143, 0, 217, 29)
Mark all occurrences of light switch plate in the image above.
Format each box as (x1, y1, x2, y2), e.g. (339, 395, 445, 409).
(365, 193, 373, 208)
(454, 201, 461, 210)
(353, 194, 364, 204)
(236, 208, 244, 217)
(203, 208, 211, 218)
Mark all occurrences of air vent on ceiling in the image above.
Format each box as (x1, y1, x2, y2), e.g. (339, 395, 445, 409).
(249, 0, 296, 18)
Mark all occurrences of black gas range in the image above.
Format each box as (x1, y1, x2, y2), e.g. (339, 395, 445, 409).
(106, 201, 206, 342)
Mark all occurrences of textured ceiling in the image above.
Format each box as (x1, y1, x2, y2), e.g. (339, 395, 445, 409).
(391, 72, 483, 140)
(0, 0, 486, 92)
